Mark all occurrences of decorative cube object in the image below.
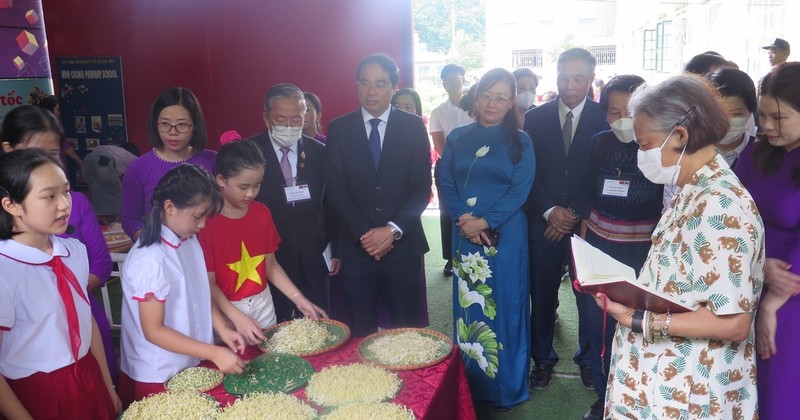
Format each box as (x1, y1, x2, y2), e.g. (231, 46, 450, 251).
(16, 30, 39, 55)
(25, 9, 38, 24)
(13, 56, 24, 70)
(0, 0, 12, 9)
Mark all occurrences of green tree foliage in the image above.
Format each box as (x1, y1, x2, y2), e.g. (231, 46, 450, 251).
(413, 0, 486, 68)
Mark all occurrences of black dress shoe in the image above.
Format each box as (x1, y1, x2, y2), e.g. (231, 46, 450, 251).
(582, 399, 603, 420)
(529, 364, 553, 390)
(443, 260, 453, 276)
(580, 364, 594, 390)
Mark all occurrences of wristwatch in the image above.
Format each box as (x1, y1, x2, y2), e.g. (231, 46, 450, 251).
(388, 224, 402, 241)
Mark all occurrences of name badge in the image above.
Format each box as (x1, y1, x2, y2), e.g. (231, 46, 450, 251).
(284, 184, 312, 203)
(601, 179, 630, 197)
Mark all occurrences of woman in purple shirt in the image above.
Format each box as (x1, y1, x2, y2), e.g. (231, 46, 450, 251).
(121, 87, 216, 239)
(734, 62, 800, 420)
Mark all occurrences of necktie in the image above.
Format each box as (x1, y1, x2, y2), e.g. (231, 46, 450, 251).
(280, 147, 293, 186)
(369, 118, 382, 169)
(562, 110, 573, 154)
(45, 256, 89, 367)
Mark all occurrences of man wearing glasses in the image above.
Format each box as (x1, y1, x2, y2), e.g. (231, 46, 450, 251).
(523, 48, 609, 414)
(324, 53, 431, 337)
(249, 83, 339, 322)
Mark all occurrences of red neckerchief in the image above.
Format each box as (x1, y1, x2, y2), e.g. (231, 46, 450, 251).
(45, 256, 89, 369)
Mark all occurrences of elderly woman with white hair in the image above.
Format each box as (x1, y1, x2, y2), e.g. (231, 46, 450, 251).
(594, 74, 764, 419)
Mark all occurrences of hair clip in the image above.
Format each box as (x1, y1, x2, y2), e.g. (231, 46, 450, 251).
(0, 185, 10, 198)
(675, 106, 697, 127)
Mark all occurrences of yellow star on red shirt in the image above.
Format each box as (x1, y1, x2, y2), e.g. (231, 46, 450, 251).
(227, 242, 266, 292)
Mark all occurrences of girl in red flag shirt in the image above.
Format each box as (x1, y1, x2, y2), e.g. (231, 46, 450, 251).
(198, 140, 326, 345)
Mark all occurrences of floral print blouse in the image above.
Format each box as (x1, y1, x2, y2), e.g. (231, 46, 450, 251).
(604, 156, 764, 419)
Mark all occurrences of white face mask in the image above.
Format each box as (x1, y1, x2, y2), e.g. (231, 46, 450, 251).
(516, 91, 536, 110)
(718, 116, 748, 145)
(610, 118, 635, 143)
(637, 125, 687, 185)
(270, 125, 302, 148)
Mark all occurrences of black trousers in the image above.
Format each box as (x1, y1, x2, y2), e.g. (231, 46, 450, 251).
(339, 256, 422, 337)
(434, 158, 452, 261)
(529, 236, 591, 367)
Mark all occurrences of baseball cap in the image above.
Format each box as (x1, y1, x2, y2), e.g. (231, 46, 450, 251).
(763, 38, 790, 51)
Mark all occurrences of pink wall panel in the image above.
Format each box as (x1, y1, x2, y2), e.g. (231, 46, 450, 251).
(42, 0, 414, 151)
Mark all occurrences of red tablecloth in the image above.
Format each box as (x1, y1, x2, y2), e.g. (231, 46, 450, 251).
(202, 338, 476, 419)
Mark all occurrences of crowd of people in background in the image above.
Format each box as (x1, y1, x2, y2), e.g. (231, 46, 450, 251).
(0, 36, 798, 419)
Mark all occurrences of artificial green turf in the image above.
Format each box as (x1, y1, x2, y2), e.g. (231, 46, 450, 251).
(421, 215, 597, 419)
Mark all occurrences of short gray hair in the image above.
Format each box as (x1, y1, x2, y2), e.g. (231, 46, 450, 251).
(263, 83, 307, 114)
(628, 73, 729, 153)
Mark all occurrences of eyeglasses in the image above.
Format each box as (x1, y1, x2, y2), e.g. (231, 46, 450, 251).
(157, 122, 193, 133)
(478, 93, 512, 105)
(270, 119, 303, 130)
(357, 80, 393, 91)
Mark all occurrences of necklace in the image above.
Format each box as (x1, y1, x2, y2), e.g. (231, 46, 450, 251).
(153, 147, 195, 163)
(220, 206, 247, 219)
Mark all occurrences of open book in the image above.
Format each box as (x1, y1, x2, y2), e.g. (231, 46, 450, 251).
(571, 235, 692, 313)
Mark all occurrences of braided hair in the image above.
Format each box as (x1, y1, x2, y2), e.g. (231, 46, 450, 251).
(138, 164, 222, 247)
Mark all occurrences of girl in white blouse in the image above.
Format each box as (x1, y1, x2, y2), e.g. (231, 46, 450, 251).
(119, 164, 246, 407)
(0, 149, 120, 419)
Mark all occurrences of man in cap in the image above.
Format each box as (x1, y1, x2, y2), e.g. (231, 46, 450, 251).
(763, 38, 791, 66)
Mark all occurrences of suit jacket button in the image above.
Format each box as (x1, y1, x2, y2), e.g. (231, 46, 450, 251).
(562, 193, 567, 198)
(564, 170, 568, 176)
(375, 186, 381, 190)
(376, 207, 381, 212)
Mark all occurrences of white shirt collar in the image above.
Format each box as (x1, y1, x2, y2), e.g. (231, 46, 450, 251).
(160, 225, 184, 248)
(270, 138, 298, 154)
(558, 96, 587, 120)
(361, 106, 392, 126)
(0, 236, 70, 264)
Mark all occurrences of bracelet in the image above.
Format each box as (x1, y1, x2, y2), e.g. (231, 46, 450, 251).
(642, 310, 651, 341)
(647, 311, 656, 342)
(108, 385, 116, 390)
(630, 310, 644, 334)
(662, 312, 672, 338)
(291, 291, 302, 301)
(653, 313, 663, 340)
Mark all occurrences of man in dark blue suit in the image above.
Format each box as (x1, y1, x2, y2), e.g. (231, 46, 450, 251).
(324, 53, 431, 337)
(523, 48, 610, 395)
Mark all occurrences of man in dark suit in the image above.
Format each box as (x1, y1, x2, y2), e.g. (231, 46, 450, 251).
(523, 48, 610, 394)
(250, 83, 339, 322)
(325, 53, 431, 337)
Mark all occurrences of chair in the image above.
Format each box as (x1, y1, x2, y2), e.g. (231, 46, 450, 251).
(101, 252, 127, 330)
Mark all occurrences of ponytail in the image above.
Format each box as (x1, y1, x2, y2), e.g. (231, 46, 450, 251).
(138, 203, 165, 247)
(216, 140, 266, 178)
